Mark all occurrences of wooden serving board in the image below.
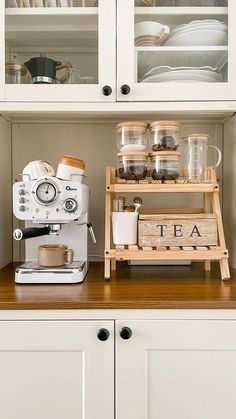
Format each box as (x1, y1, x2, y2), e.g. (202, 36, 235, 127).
(138, 214, 217, 247)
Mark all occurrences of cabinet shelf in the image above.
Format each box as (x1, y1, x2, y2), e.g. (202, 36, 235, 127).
(136, 47, 228, 79)
(135, 6, 228, 15)
(5, 7, 98, 16)
(6, 8, 98, 48)
(135, 6, 228, 25)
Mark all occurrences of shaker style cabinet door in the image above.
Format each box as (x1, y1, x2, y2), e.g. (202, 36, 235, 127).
(116, 320, 236, 419)
(0, 320, 114, 419)
(4, 0, 116, 102)
(117, 0, 236, 101)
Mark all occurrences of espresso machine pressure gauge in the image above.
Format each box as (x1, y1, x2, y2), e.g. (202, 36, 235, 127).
(34, 180, 58, 205)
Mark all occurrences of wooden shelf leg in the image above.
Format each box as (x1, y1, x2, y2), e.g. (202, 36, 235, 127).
(204, 192, 211, 271)
(220, 258, 230, 281)
(204, 260, 211, 271)
(111, 259, 116, 271)
(104, 258, 111, 279)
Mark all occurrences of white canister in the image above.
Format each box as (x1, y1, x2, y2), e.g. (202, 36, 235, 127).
(22, 161, 55, 181)
(56, 155, 85, 182)
(112, 212, 138, 245)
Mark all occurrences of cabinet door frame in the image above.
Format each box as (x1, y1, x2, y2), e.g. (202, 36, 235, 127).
(0, 320, 114, 419)
(117, 0, 236, 102)
(0, 1, 5, 102)
(4, 0, 116, 103)
(116, 319, 236, 419)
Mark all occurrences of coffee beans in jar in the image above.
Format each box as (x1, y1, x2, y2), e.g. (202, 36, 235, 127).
(150, 151, 180, 182)
(150, 121, 181, 152)
(117, 151, 148, 181)
(116, 121, 148, 152)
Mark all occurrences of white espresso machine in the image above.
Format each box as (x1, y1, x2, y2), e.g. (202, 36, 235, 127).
(13, 174, 95, 284)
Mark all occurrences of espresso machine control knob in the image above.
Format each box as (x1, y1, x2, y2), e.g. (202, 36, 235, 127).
(19, 205, 26, 212)
(63, 198, 77, 213)
(19, 189, 26, 196)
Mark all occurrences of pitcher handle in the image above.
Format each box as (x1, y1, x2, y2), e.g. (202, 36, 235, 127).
(56, 61, 73, 84)
(65, 249, 74, 266)
(208, 145, 222, 168)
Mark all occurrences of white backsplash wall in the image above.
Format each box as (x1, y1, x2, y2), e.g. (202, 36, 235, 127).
(12, 121, 223, 262)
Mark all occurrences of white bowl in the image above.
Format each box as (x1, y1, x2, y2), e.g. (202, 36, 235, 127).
(135, 21, 170, 38)
(165, 29, 227, 46)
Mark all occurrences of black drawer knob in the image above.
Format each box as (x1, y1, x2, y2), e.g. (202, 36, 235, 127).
(102, 85, 112, 96)
(97, 328, 110, 341)
(120, 327, 132, 340)
(120, 84, 131, 95)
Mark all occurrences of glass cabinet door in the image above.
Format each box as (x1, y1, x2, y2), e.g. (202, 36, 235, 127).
(3, 0, 115, 102)
(117, 0, 235, 101)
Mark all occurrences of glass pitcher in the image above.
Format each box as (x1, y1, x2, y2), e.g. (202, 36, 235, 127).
(183, 134, 222, 181)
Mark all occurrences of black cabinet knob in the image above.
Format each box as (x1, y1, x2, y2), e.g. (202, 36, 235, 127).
(102, 85, 112, 96)
(120, 84, 131, 95)
(97, 328, 110, 341)
(120, 327, 132, 340)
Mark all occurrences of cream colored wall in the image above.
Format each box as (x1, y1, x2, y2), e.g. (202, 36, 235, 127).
(12, 121, 223, 262)
(0, 116, 12, 267)
(223, 114, 236, 269)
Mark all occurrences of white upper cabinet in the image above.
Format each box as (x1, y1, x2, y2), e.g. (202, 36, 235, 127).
(1, 0, 236, 103)
(3, 0, 116, 102)
(117, 0, 236, 101)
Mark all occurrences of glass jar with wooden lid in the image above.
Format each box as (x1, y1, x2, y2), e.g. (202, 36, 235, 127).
(150, 151, 180, 182)
(117, 151, 148, 181)
(56, 155, 85, 182)
(150, 120, 181, 152)
(116, 121, 148, 152)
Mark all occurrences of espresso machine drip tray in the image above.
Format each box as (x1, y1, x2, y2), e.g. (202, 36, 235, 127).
(16, 261, 87, 284)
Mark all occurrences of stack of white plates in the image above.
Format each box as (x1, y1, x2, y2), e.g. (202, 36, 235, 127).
(164, 19, 227, 46)
(141, 65, 223, 83)
(135, 0, 155, 5)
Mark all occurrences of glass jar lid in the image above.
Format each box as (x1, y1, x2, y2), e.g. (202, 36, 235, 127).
(150, 151, 180, 159)
(118, 151, 148, 157)
(116, 121, 148, 132)
(150, 121, 181, 132)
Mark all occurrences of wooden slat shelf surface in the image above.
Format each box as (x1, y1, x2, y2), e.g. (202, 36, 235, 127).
(107, 248, 228, 261)
(0, 262, 236, 310)
(107, 183, 217, 193)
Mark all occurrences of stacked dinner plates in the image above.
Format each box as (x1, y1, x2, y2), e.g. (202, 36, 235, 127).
(164, 19, 227, 46)
(141, 65, 223, 83)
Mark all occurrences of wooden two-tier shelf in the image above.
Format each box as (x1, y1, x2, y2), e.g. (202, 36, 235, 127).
(104, 166, 230, 281)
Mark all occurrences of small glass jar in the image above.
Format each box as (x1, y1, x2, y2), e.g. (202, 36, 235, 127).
(116, 121, 148, 152)
(150, 121, 181, 152)
(117, 151, 148, 181)
(150, 151, 180, 181)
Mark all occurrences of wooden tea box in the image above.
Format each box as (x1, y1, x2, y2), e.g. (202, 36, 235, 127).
(138, 213, 218, 248)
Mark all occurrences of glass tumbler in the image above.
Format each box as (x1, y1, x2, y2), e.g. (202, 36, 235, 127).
(183, 134, 222, 181)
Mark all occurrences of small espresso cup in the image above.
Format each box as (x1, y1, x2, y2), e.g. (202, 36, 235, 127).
(38, 245, 74, 267)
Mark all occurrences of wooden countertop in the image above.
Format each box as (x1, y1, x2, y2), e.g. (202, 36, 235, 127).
(0, 262, 236, 310)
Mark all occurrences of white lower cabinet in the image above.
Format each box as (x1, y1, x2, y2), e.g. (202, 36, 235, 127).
(116, 320, 236, 419)
(0, 320, 114, 419)
(1, 317, 236, 419)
